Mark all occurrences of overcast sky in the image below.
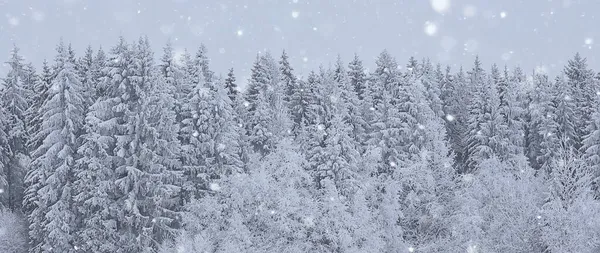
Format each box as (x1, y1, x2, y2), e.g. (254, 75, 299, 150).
(1, 0, 599, 88)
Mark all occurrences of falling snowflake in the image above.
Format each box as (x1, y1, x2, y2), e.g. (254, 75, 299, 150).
(302, 56, 308, 62)
(445, 114, 455, 121)
(500, 11, 507, 18)
(467, 243, 478, 253)
(390, 161, 397, 167)
(424, 21, 438, 36)
(7, 15, 19, 26)
(218, 48, 226, 54)
(317, 124, 325, 131)
(0, 188, 3, 194)
(236, 29, 244, 37)
(408, 246, 415, 252)
(31, 10, 45, 22)
(151, 218, 157, 223)
(536, 215, 542, 219)
(418, 124, 425, 130)
(291, 10, 300, 19)
(192, 131, 199, 137)
(270, 210, 276, 214)
(209, 183, 221, 191)
(243, 101, 250, 107)
(430, 0, 450, 14)
(585, 38, 593, 46)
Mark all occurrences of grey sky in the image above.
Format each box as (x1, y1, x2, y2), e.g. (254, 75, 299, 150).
(1, 0, 599, 88)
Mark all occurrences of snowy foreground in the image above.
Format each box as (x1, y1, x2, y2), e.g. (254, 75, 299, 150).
(1, 37, 600, 253)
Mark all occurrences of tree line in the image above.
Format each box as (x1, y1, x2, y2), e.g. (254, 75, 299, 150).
(0, 36, 599, 252)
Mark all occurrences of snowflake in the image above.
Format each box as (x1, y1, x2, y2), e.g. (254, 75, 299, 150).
(585, 38, 593, 45)
(302, 56, 308, 62)
(500, 11, 507, 18)
(418, 124, 425, 130)
(0, 188, 3, 194)
(424, 21, 438, 36)
(192, 131, 199, 137)
(390, 161, 397, 167)
(74, 246, 79, 250)
(430, 0, 450, 14)
(370, 107, 376, 111)
(218, 48, 226, 54)
(270, 210, 276, 214)
(31, 10, 45, 22)
(236, 29, 244, 37)
(536, 215, 542, 219)
(243, 101, 250, 107)
(445, 114, 455, 121)
(151, 218, 156, 223)
(317, 124, 325, 131)
(209, 183, 221, 191)
(467, 244, 478, 253)
(291, 11, 300, 19)
(476, 130, 482, 135)
(408, 246, 415, 252)
(7, 15, 19, 26)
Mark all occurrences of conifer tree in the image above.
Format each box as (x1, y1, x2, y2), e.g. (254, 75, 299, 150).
(25, 40, 85, 253)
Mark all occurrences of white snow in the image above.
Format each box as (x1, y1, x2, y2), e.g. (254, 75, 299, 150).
(500, 11, 507, 18)
(408, 246, 415, 252)
(445, 114, 455, 121)
(430, 0, 450, 14)
(291, 11, 300, 19)
(209, 183, 221, 191)
(236, 29, 244, 37)
(585, 38, 593, 45)
(424, 21, 438, 36)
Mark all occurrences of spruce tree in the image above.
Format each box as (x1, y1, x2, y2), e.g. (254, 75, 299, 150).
(1, 45, 31, 211)
(25, 40, 85, 253)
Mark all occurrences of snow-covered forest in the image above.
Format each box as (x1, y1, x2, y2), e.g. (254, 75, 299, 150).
(0, 37, 599, 253)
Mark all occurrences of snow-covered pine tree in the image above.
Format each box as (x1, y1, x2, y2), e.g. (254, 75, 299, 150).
(280, 50, 297, 106)
(348, 53, 367, 100)
(332, 55, 367, 148)
(243, 53, 288, 156)
(111, 36, 182, 252)
(418, 59, 445, 118)
(552, 75, 578, 151)
(76, 46, 96, 109)
(0, 106, 9, 210)
(527, 74, 559, 172)
(224, 68, 238, 102)
(564, 53, 597, 149)
(179, 59, 214, 203)
(71, 38, 133, 252)
(25, 40, 85, 253)
(1, 45, 31, 211)
(92, 47, 107, 99)
(464, 59, 513, 171)
(441, 67, 470, 173)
